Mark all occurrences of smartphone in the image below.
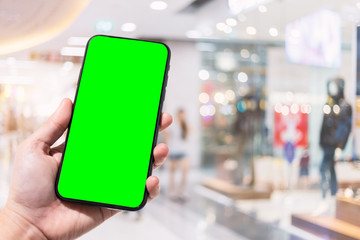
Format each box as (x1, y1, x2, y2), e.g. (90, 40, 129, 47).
(55, 35, 170, 211)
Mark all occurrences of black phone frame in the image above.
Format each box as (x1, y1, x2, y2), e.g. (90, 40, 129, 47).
(55, 34, 171, 211)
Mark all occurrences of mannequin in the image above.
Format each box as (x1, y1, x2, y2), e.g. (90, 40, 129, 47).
(319, 77, 352, 198)
(314, 77, 352, 216)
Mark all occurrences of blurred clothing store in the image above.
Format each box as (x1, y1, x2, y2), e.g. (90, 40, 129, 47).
(2, 0, 360, 239)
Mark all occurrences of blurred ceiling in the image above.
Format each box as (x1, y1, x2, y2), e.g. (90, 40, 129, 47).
(0, 0, 90, 55)
(2, 0, 360, 55)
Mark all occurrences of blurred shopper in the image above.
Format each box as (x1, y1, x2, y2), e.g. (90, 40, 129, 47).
(233, 94, 263, 187)
(314, 77, 352, 215)
(0, 98, 172, 240)
(166, 109, 189, 201)
(298, 147, 310, 188)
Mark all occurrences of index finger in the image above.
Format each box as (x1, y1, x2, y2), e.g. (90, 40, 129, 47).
(159, 113, 172, 132)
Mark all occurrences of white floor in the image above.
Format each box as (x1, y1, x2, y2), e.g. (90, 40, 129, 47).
(78, 188, 325, 240)
(78, 168, 326, 240)
(235, 190, 323, 224)
(235, 190, 325, 240)
(78, 212, 182, 240)
(79, 188, 245, 240)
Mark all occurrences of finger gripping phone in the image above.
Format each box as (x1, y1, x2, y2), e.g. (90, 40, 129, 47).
(55, 35, 170, 211)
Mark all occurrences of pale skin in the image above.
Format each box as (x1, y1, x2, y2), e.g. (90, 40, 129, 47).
(0, 98, 173, 240)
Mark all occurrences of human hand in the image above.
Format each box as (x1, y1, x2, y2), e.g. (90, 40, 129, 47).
(0, 98, 172, 240)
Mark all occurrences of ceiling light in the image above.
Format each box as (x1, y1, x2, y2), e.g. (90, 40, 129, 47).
(226, 18, 238, 27)
(246, 26, 257, 35)
(67, 37, 90, 46)
(357, 2, 360, 9)
(150, 1, 168, 10)
(229, 0, 273, 14)
(269, 27, 278, 37)
(258, 5, 267, 13)
(216, 22, 227, 31)
(121, 23, 136, 32)
(60, 47, 85, 56)
(228, 0, 244, 14)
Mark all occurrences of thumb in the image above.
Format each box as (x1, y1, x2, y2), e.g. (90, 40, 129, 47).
(32, 98, 72, 149)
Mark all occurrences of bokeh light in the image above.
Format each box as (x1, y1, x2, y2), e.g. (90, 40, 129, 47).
(198, 69, 210, 80)
(323, 104, 331, 114)
(199, 92, 210, 103)
(237, 72, 248, 83)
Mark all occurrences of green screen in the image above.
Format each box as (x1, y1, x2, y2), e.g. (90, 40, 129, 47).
(57, 35, 169, 209)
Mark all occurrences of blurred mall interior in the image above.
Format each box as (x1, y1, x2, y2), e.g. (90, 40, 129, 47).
(2, 0, 360, 239)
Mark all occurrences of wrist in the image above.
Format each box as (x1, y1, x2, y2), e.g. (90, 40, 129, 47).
(0, 206, 47, 240)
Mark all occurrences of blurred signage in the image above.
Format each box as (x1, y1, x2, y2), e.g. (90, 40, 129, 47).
(285, 9, 341, 68)
(274, 105, 308, 147)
